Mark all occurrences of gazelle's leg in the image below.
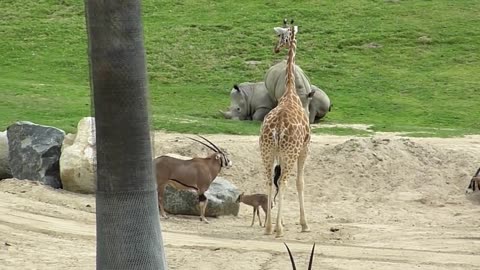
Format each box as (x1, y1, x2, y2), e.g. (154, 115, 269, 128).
(198, 193, 209, 223)
(297, 147, 310, 232)
(257, 208, 263, 227)
(263, 207, 268, 228)
(250, 207, 256, 227)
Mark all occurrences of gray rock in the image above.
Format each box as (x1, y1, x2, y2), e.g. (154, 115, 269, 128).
(164, 177, 240, 217)
(7, 121, 65, 188)
(0, 131, 12, 179)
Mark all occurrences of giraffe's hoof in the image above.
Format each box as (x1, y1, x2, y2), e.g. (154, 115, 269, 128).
(200, 217, 209, 224)
(275, 231, 285, 238)
(264, 227, 273, 235)
(301, 225, 310, 232)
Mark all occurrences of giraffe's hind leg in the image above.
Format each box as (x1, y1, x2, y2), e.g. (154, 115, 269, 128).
(297, 146, 310, 232)
(261, 150, 275, 235)
(275, 156, 296, 238)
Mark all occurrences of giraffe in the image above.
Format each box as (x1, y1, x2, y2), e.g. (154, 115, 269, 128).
(259, 19, 312, 237)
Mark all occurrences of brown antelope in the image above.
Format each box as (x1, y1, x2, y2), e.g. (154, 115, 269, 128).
(236, 193, 271, 227)
(154, 135, 232, 223)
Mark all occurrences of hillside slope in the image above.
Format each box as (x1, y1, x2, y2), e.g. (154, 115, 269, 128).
(1, 0, 479, 135)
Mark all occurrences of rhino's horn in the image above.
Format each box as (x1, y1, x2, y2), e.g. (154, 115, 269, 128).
(220, 110, 232, 119)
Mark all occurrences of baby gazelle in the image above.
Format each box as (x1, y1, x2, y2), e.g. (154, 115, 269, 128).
(236, 192, 270, 227)
(284, 242, 316, 270)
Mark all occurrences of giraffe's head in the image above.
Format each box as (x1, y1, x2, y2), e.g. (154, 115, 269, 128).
(273, 19, 298, 53)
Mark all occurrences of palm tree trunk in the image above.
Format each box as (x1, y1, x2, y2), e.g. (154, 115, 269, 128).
(84, 0, 168, 269)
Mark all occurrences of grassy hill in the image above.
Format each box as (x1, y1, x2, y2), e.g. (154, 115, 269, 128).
(1, 0, 479, 136)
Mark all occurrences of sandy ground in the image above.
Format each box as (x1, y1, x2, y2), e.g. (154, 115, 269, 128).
(1, 132, 480, 269)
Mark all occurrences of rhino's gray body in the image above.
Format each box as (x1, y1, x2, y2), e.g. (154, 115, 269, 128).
(221, 82, 332, 123)
(309, 85, 332, 124)
(221, 82, 275, 121)
(264, 60, 312, 116)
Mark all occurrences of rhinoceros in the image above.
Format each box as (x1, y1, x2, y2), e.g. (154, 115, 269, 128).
(264, 60, 312, 116)
(221, 82, 332, 123)
(220, 82, 275, 121)
(309, 85, 333, 124)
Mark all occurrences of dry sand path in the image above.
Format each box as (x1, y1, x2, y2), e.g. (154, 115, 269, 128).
(1, 133, 480, 269)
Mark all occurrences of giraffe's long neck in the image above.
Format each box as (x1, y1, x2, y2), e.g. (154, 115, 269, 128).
(284, 28, 297, 99)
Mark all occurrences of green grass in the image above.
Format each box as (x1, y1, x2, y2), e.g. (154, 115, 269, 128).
(312, 127, 373, 137)
(1, 0, 479, 136)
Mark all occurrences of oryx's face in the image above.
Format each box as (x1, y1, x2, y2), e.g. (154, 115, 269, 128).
(216, 152, 232, 168)
(186, 135, 232, 169)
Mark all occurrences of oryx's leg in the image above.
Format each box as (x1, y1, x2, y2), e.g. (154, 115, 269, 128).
(157, 184, 168, 219)
(297, 146, 310, 232)
(250, 207, 256, 227)
(198, 193, 209, 223)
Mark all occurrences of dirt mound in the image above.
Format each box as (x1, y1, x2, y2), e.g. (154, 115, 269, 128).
(151, 134, 478, 208)
(308, 137, 476, 204)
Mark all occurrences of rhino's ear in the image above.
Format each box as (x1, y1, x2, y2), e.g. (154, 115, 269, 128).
(233, 84, 240, 92)
(307, 90, 315, 99)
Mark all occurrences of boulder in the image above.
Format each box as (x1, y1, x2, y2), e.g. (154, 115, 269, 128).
(7, 121, 65, 188)
(60, 117, 96, 194)
(0, 131, 12, 179)
(164, 177, 241, 217)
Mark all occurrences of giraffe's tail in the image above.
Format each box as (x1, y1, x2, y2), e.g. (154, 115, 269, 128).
(273, 165, 281, 204)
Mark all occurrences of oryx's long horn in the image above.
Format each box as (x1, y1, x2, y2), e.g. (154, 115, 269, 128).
(475, 167, 480, 177)
(308, 243, 316, 270)
(186, 137, 218, 153)
(284, 243, 296, 270)
(197, 135, 222, 153)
